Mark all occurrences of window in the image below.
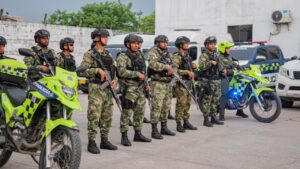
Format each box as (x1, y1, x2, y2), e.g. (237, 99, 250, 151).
(228, 25, 253, 42)
(267, 47, 280, 60)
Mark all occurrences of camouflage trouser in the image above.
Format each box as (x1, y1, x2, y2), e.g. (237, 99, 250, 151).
(87, 83, 113, 140)
(175, 82, 191, 122)
(120, 86, 146, 133)
(199, 79, 221, 117)
(150, 81, 173, 123)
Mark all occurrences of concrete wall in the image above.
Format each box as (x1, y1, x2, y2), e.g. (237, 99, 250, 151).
(0, 21, 109, 64)
(156, 0, 300, 58)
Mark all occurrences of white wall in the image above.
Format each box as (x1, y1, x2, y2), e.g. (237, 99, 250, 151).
(156, 0, 300, 58)
(0, 21, 117, 65)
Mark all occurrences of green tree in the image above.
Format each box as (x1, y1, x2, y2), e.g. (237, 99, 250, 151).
(48, 0, 139, 31)
(139, 12, 155, 34)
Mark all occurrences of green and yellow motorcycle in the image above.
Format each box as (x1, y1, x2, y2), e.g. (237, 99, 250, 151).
(0, 49, 81, 168)
(226, 65, 281, 123)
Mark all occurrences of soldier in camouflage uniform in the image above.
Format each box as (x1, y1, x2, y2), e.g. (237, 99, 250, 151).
(77, 29, 118, 154)
(148, 35, 176, 139)
(172, 36, 198, 132)
(56, 37, 76, 71)
(197, 36, 224, 127)
(23, 29, 58, 75)
(117, 34, 152, 147)
(218, 41, 248, 121)
(0, 36, 12, 60)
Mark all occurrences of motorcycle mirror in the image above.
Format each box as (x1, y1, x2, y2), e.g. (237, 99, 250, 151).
(188, 46, 197, 61)
(18, 48, 34, 57)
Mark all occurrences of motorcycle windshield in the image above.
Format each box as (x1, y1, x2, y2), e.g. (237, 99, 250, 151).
(55, 67, 78, 88)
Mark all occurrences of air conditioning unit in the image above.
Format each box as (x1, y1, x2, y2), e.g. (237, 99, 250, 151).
(272, 10, 292, 24)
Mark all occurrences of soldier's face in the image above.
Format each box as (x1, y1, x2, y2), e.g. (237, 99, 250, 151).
(225, 48, 231, 55)
(64, 43, 74, 52)
(207, 43, 216, 51)
(0, 45, 4, 54)
(38, 36, 49, 47)
(100, 36, 108, 45)
(158, 41, 168, 49)
(129, 42, 139, 52)
(182, 43, 189, 50)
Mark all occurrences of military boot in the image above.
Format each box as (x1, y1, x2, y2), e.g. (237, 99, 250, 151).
(143, 117, 151, 123)
(176, 121, 186, 133)
(87, 140, 100, 154)
(203, 116, 213, 127)
(211, 115, 224, 125)
(151, 123, 163, 139)
(134, 130, 152, 142)
(100, 137, 118, 150)
(183, 120, 198, 130)
(121, 132, 132, 146)
(168, 111, 175, 120)
(219, 109, 225, 121)
(236, 109, 249, 118)
(161, 122, 176, 136)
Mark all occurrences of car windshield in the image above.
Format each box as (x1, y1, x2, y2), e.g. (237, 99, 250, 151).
(231, 47, 255, 61)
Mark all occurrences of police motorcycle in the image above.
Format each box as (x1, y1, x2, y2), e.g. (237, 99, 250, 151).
(0, 48, 81, 168)
(226, 65, 281, 123)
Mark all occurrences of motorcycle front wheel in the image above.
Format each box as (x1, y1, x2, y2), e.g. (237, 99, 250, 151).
(39, 127, 81, 169)
(249, 91, 282, 123)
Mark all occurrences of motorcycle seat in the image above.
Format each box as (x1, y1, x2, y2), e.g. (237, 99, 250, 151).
(6, 87, 27, 107)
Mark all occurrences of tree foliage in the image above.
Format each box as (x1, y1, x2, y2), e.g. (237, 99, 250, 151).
(139, 11, 155, 34)
(48, 1, 142, 31)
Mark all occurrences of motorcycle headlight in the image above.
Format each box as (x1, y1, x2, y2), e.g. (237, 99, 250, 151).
(279, 68, 291, 79)
(62, 85, 75, 98)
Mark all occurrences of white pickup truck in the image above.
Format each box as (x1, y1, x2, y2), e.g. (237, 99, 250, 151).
(276, 56, 300, 107)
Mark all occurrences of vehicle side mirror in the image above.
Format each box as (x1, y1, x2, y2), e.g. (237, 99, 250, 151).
(188, 46, 198, 61)
(18, 48, 34, 57)
(291, 56, 297, 60)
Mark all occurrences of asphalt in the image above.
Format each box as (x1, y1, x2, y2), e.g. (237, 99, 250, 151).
(3, 93, 300, 169)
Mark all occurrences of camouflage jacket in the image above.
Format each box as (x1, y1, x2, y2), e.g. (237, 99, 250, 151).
(219, 53, 238, 77)
(196, 49, 224, 79)
(78, 47, 117, 83)
(117, 50, 145, 87)
(56, 52, 76, 71)
(148, 47, 172, 82)
(172, 51, 192, 80)
(23, 45, 59, 71)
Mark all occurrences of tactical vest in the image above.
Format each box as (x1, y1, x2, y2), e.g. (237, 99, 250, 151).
(59, 52, 76, 72)
(92, 49, 116, 80)
(178, 52, 193, 80)
(199, 51, 220, 79)
(32, 46, 55, 67)
(124, 50, 146, 81)
(148, 49, 173, 78)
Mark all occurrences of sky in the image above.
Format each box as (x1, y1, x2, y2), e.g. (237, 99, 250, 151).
(0, 0, 155, 23)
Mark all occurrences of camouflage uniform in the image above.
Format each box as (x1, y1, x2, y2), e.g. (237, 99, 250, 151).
(56, 52, 76, 71)
(148, 47, 173, 124)
(172, 51, 192, 122)
(117, 50, 146, 133)
(79, 47, 116, 140)
(197, 49, 222, 117)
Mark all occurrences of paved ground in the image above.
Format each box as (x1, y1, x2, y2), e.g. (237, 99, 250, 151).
(3, 93, 300, 169)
